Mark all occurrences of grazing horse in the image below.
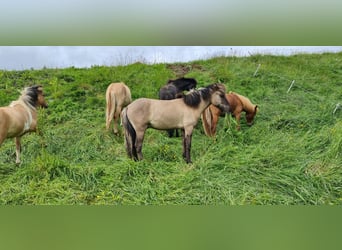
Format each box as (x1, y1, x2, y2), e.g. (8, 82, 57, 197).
(0, 85, 48, 164)
(159, 77, 197, 137)
(105, 82, 132, 135)
(122, 83, 230, 163)
(202, 91, 258, 136)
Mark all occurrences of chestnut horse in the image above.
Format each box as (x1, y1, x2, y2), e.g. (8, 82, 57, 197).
(0, 85, 48, 164)
(105, 82, 132, 135)
(159, 77, 197, 137)
(122, 83, 230, 163)
(202, 92, 258, 136)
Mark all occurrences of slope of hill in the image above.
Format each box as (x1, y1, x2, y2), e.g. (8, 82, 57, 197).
(0, 52, 341, 204)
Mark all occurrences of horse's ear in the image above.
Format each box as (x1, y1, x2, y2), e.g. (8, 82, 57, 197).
(255, 105, 259, 113)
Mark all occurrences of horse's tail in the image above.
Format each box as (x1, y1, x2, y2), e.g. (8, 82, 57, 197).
(106, 90, 116, 130)
(201, 107, 215, 137)
(121, 107, 137, 160)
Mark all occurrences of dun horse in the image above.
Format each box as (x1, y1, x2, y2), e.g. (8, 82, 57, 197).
(122, 83, 230, 163)
(202, 91, 258, 136)
(105, 82, 132, 135)
(159, 77, 197, 137)
(0, 85, 48, 164)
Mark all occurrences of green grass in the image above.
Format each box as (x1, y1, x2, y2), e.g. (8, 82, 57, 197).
(0, 53, 341, 204)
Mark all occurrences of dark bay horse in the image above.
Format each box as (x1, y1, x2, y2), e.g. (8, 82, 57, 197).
(202, 91, 258, 136)
(122, 83, 230, 163)
(0, 85, 48, 164)
(105, 82, 132, 135)
(159, 77, 197, 137)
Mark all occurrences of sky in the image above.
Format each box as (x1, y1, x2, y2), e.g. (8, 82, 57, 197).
(0, 46, 342, 70)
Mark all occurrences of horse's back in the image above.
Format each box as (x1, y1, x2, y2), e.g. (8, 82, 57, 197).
(232, 93, 256, 113)
(106, 82, 132, 105)
(127, 98, 161, 116)
(226, 93, 243, 113)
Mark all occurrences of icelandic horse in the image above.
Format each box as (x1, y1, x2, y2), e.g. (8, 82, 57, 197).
(105, 82, 132, 135)
(122, 83, 230, 163)
(202, 91, 258, 136)
(0, 85, 48, 164)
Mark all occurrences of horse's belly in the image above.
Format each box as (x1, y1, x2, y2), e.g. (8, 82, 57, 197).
(0, 113, 26, 138)
(6, 124, 26, 138)
(149, 112, 185, 129)
(149, 119, 180, 130)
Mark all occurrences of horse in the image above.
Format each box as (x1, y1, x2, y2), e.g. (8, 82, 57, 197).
(122, 83, 230, 163)
(158, 77, 197, 137)
(202, 91, 258, 136)
(0, 85, 48, 164)
(105, 82, 132, 135)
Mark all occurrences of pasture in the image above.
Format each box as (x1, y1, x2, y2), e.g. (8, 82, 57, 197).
(0, 52, 341, 204)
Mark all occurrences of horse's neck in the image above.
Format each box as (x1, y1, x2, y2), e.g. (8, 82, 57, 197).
(198, 98, 212, 113)
(243, 102, 255, 114)
(237, 95, 255, 113)
(10, 100, 36, 131)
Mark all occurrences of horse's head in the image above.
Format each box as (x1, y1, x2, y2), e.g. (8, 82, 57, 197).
(210, 83, 230, 113)
(33, 85, 48, 108)
(246, 105, 258, 126)
(21, 85, 48, 109)
(159, 84, 178, 100)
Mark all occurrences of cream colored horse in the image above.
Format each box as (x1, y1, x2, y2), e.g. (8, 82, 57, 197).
(122, 83, 230, 163)
(105, 82, 132, 135)
(0, 85, 48, 164)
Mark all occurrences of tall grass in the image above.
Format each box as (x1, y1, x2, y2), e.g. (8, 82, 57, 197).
(0, 53, 341, 204)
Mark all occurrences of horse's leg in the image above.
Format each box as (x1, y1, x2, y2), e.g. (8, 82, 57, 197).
(211, 114, 219, 136)
(135, 130, 145, 161)
(122, 109, 135, 159)
(183, 128, 193, 164)
(15, 137, 21, 164)
(106, 93, 116, 133)
(235, 112, 241, 130)
(167, 129, 174, 137)
(0, 134, 5, 146)
(113, 107, 122, 135)
(181, 129, 186, 159)
(105, 99, 112, 131)
(185, 132, 193, 164)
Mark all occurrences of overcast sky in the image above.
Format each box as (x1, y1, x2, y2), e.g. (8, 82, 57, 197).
(0, 46, 341, 70)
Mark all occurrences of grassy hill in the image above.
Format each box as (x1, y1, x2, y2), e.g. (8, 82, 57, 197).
(0, 52, 341, 204)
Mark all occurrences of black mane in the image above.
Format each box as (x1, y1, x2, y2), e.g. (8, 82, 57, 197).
(21, 85, 42, 108)
(182, 85, 211, 108)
